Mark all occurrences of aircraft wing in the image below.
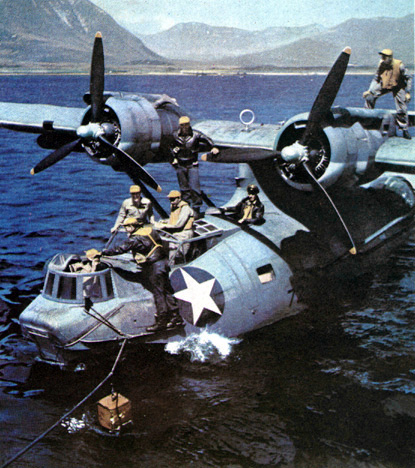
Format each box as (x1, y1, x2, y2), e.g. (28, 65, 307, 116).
(0, 102, 85, 135)
(375, 137, 415, 173)
(194, 119, 280, 162)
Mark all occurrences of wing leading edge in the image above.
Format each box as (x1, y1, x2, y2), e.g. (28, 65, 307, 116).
(0, 102, 85, 134)
(194, 119, 281, 163)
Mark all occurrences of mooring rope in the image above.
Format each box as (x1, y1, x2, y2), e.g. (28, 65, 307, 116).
(0, 338, 128, 468)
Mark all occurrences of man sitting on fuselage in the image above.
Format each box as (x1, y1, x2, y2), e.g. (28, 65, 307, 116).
(222, 184, 264, 225)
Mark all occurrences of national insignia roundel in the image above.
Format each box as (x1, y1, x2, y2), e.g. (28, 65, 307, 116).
(170, 266, 225, 327)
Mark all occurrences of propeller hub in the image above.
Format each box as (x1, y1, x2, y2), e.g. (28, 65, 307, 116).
(77, 123, 105, 139)
(281, 141, 309, 164)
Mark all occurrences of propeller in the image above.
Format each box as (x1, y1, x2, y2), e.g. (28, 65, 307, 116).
(30, 32, 162, 193)
(30, 138, 81, 175)
(280, 47, 357, 255)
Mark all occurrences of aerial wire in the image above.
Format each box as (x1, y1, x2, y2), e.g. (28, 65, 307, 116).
(1, 338, 128, 468)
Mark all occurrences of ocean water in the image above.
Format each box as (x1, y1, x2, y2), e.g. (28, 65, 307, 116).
(0, 73, 415, 467)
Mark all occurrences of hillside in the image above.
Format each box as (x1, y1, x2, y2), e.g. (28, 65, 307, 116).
(137, 23, 326, 61)
(0, 0, 167, 71)
(0, 1, 412, 73)
(219, 15, 414, 69)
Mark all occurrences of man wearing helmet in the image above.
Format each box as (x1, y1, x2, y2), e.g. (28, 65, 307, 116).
(101, 217, 183, 332)
(222, 184, 265, 225)
(169, 116, 219, 217)
(111, 185, 155, 233)
(363, 49, 412, 139)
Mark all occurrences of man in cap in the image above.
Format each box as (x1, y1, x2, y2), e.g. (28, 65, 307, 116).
(363, 49, 412, 139)
(170, 116, 220, 217)
(69, 248, 102, 273)
(102, 217, 183, 332)
(222, 184, 265, 225)
(155, 190, 195, 261)
(111, 185, 155, 233)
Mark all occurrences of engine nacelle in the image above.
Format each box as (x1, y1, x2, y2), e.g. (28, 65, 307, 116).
(81, 92, 182, 166)
(275, 109, 393, 191)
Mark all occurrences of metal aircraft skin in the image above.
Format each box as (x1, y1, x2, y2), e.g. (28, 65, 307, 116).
(1, 33, 415, 366)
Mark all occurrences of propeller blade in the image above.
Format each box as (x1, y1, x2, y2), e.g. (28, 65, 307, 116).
(302, 162, 356, 255)
(90, 32, 105, 122)
(300, 47, 351, 145)
(98, 136, 162, 193)
(201, 147, 276, 163)
(137, 182, 168, 219)
(30, 138, 81, 175)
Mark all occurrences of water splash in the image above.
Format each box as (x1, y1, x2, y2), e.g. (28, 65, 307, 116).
(61, 415, 87, 434)
(165, 330, 241, 362)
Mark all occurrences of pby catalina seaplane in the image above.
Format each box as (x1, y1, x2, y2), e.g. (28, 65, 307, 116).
(1, 33, 414, 366)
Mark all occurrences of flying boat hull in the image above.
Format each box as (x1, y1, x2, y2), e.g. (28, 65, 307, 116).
(19, 166, 415, 367)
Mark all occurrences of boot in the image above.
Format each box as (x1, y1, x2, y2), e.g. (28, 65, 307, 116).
(146, 315, 169, 332)
(166, 311, 185, 328)
(403, 130, 412, 140)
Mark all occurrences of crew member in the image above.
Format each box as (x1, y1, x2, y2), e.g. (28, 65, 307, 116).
(170, 116, 219, 217)
(155, 190, 194, 261)
(69, 249, 104, 299)
(222, 184, 264, 225)
(111, 185, 155, 233)
(363, 49, 412, 139)
(69, 249, 102, 273)
(102, 217, 183, 332)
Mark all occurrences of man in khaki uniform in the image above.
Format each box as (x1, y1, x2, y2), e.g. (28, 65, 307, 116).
(363, 49, 412, 139)
(102, 217, 183, 332)
(155, 190, 194, 261)
(111, 185, 155, 233)
(69, 248, 102, 273)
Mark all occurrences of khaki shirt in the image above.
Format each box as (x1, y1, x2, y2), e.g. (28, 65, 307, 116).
(113, 197, 154, 230)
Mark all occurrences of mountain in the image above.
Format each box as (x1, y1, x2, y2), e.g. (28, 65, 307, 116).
(0, 2, 412, 72)
(219, 15, 414, 69)
(0, 0, 167, 70)
(137, 22, 326, 61)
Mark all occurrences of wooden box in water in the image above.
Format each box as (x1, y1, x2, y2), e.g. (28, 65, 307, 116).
(97, 393, 132, 431)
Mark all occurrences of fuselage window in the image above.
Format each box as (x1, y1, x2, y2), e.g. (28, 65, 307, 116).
(256, 264, 276, 284)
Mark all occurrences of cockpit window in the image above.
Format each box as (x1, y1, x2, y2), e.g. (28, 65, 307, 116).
(57, 275, 77, 300)
(82, 276, 103, 299)
(44, 273, 55, 296)
(43, 269, 114, 302)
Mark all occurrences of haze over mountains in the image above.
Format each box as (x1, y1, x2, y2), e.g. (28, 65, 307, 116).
(139, 15, 414, 68)
(0, 0, 412, 72)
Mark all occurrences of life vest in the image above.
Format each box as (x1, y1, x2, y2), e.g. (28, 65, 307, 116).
(378, 59, 402, 90)
(131, 226, 163, 264)
(169, 201, 194, 230)
(241, 202, 254, 221)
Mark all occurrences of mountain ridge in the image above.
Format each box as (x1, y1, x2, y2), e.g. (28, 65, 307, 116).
(0, 1, 412, 72)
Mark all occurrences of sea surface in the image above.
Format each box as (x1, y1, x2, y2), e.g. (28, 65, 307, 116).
(0, 73, 415, 467)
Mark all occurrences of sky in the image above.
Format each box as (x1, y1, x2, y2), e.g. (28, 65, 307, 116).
(89, 0, 414, 35)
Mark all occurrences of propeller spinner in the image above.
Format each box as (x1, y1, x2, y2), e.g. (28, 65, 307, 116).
(30, 32, 162, 193)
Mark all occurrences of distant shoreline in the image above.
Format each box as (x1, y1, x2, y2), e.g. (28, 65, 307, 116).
(0, 70, 378, 76)
(0, 65, 412, 77)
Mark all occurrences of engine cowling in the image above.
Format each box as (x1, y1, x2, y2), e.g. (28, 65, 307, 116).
(275, 108, 393, 191)
(81, 92, 182, 167)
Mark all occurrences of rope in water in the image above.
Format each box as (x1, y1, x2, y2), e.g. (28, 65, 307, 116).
(1, 338, 128, 468)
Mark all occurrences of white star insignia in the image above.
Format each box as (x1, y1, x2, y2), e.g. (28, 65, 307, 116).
(174, 269, 222, 325)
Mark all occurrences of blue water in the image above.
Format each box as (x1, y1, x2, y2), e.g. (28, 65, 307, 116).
(1, 74, 415, 467)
